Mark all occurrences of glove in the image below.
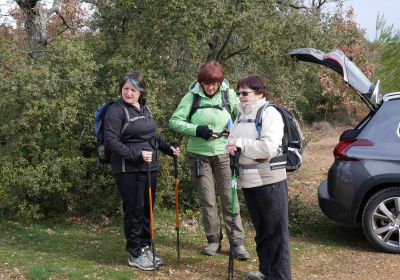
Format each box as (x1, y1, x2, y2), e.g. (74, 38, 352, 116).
(196, 125, 213, 140)
(222, 128, 230, 137)
(230, 148, 241, 176)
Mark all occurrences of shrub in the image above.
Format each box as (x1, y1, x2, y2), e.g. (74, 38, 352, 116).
(312, 121, 332, 131)
(0, 39, 123, 222)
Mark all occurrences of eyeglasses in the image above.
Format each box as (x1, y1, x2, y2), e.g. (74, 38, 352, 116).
(236, 90, 255, 97)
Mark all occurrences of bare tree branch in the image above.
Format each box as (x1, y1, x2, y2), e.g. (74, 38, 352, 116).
(316, 0, 328, 10)
(216, 23, 236, 60)
(51, 26, 69, 39)
(288, 3, 308, 9)
(55, 10, 72, 29)
(277, 0, 335, 11)
(222, 45, 250, 62)
(47, 0, 61, 17)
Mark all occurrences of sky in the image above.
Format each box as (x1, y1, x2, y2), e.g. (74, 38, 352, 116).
(1, 0, 400, 41)
(339, 0, 400, 41)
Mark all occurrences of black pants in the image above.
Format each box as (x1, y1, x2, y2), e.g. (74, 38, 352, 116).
(114, 171, 157, 258)
(243, 179, 291, 280)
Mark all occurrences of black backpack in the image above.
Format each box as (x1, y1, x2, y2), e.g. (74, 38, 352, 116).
(94, 100, 153, 163)
(187, 89, 232, 122)
(237, 103, 303, 172)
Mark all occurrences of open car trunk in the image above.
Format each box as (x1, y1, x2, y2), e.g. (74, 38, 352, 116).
(288, 48, 380, 111)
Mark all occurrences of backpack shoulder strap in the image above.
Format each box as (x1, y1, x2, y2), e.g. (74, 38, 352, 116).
(120, 104, 155, 135)
(221, 89, 232, 115)
(113, 100, 130, 121)
(187, 93, 201, 122)
(269, 104, 289, 147)
(143, 105, 153, 118)
(187, 90, 231, 122)
(109, 100, 130, 137)
(255, 103, 271, 140)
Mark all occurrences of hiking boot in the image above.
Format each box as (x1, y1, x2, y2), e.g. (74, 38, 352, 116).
(143, 246, 164, 266)
(201, 242, 221, 255)
(128, 253, 158, 271)
(234, 245, 250, 260)
(245, 271, 265, 280)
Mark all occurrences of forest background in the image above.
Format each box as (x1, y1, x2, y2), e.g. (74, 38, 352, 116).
(0, 0, 400, 222)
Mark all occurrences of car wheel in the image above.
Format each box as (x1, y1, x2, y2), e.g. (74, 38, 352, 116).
(362, 187, 400, 253)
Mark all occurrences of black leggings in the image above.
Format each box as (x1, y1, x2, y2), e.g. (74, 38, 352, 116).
(243, 179, 291, 280)
(114, 171, 158, 257)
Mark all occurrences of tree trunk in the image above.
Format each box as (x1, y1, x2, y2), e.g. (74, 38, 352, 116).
(16, 0, 60, 61)
(25, 3, 48, 60)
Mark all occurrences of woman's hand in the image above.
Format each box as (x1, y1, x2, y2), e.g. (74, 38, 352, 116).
(170, 146, 181, 157)
(208, 132, 219, 141)
(196, 125, 213, 140)
(226, 138, 237, 156)
(142, 150, 153, 163)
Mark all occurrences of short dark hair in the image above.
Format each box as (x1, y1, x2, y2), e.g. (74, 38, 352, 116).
(236, 75, 269, 98)
(197, 60, 224, 84)
(119, 70, 147, 104)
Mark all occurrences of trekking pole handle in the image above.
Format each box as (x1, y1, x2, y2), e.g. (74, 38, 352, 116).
(229, 149, 241, 177)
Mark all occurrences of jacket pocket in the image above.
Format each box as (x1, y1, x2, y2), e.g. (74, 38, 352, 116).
(195, 157, 204, 177)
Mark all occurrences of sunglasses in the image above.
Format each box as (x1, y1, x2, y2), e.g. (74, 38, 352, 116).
(236, 90, 255, 97)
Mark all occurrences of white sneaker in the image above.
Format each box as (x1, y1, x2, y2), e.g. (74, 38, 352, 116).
(128, 252, 158, 271)
(143, 246, 164, 266)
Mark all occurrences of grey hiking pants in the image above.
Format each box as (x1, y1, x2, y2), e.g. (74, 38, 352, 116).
(188, 152, 245, 245)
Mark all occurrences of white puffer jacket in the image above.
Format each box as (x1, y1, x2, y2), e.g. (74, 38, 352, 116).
(227, 98, 287, 188)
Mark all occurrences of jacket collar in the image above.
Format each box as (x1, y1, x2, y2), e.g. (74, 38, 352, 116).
(238, 98, 268, 115)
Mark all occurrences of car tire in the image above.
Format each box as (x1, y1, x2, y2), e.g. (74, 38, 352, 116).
(362, 187, 400, 253)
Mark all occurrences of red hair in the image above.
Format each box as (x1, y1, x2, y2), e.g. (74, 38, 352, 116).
(197, 60, 224, 84)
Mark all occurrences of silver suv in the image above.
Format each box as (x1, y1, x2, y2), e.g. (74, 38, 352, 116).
(289, 48, 400, 253)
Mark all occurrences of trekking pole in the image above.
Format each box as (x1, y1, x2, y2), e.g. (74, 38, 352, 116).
(228, 149, 240, 280)
(172, 139, 181, 260)
(146, 162, 156, 273)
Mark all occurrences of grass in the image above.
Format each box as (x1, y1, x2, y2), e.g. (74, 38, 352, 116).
(0, 208, 256, 280)
(0, 218, 132, 279)
(0, 198, 370, 280)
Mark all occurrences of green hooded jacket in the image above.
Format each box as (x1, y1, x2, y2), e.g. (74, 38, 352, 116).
(169, 80, 239, 156)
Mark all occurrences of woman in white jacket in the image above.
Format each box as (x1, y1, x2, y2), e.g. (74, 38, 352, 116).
(226, 75, 291, 280)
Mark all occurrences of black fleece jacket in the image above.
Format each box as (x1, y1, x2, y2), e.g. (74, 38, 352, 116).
(104, 99, 173, 175)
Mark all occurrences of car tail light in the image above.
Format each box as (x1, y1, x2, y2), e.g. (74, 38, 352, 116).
(333, 139, 374, 161)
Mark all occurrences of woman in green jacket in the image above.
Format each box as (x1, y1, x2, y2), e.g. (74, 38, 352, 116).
(169, 60, 249, 259)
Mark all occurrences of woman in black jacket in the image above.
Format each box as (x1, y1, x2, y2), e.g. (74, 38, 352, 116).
(104, 70, 180, 271)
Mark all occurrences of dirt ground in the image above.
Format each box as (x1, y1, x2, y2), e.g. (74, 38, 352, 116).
(0, 267, 24, 280)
